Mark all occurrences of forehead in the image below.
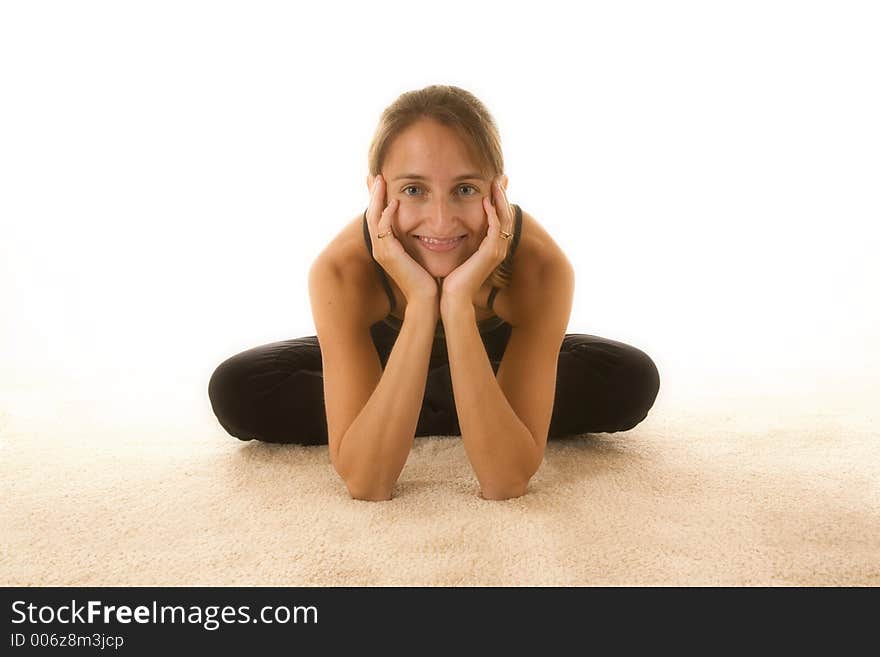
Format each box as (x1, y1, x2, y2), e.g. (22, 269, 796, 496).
(384, 119, 486, 177)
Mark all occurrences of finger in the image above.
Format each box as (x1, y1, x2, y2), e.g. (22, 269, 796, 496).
(485, 193, 510, 260)
(367, 174, 385, 233)
(483, 195, 500, 234)
(493, 180, 512, 232)
(483, 196, 505, 260)
(376, 198, 398, 251)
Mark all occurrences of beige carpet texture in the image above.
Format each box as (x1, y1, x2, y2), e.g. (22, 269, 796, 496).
(2, 366, 878, 587)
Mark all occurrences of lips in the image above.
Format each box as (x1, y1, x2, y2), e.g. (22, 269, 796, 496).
(415, 235, 466, 252)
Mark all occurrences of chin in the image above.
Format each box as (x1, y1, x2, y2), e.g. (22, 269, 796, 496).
(409, 249, 469, 277)
(412, 259, 449, 277)
(428, 265, 456, 278)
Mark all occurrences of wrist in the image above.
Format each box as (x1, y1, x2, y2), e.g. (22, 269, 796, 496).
(440, 295, 475, 320)
(405, 296, 440, 322)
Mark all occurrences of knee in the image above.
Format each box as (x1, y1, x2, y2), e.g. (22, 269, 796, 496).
(208, 356, 240, 411)
(619, 349, 661, 429)
(207, 355, 253, 440)
(632, 349, 660, 401)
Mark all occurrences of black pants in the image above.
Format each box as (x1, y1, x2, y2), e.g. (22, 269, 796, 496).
(208, 320, 660, 445)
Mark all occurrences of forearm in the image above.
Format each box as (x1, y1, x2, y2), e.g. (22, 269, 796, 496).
(442, 302, 539, 499)
(339, 300, 438, 500)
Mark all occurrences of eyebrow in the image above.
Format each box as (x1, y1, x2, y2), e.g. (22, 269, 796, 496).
(392, 173, 485, 182)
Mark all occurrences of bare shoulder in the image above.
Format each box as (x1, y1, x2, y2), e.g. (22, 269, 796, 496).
(502, 207, 574, 326)
(310, 213, 389, 328)
(516, 207, 572, 273)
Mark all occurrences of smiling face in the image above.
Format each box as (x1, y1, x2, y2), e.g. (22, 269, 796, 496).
(370, 118, 505, 278)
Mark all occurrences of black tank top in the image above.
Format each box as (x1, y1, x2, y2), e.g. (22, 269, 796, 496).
(362, 203, 523, 338)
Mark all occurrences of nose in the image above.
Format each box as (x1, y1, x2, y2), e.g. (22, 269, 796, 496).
(423, 199, 460, 235)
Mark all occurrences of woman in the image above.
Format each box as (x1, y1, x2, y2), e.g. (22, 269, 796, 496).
(208, 85, 660, 501)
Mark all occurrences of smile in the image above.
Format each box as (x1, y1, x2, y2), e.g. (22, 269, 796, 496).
(415, 235, 466, 252)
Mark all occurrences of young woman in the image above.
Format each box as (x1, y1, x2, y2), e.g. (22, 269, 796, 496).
(208, 85, 660, 501)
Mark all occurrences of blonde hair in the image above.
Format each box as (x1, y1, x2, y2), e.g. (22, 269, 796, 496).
(367, 84, 513, 290)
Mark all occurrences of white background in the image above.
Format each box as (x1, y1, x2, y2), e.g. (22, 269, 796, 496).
(1, 1, 878, 427)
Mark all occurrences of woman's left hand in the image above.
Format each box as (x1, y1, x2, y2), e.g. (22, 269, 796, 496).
(440, 177, 513, 313)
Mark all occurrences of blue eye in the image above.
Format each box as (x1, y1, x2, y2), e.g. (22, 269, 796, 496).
(402, 185, 477, 196)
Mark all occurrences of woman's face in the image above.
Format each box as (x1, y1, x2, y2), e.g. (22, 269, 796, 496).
(369, 118, 507, 278)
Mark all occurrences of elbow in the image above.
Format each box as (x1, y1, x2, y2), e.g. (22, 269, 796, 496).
(480, 479, 529, 501)
(479, 472, 531, 501)
(347, 482, 394, 502)
(478, 451, 540, 501)
(343, 472, 395, 502)
(332, 434, 397, 501)
(331, 447, 392, 500)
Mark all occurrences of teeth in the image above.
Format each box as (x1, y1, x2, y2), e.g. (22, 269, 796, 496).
(418, 236, 462, 245)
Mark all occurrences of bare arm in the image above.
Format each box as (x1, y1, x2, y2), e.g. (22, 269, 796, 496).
(336, 298, 438, 501)
(440, 258, 574, 500)
(441, 301, 540, 500)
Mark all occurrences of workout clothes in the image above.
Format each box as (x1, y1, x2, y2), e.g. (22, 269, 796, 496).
(207, 203, 662, 446)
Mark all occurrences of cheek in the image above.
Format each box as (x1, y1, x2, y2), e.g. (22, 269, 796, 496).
(392, 208, 416, 233)
(391, 203, 487, 234)
(467, 203, 488, 223)
(473, 212, 491, 234)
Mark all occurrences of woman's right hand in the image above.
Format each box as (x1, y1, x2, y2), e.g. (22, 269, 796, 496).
(366, 174, 441, 310)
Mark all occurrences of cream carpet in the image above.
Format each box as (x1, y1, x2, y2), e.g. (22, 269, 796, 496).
(2, 369, 878, 587)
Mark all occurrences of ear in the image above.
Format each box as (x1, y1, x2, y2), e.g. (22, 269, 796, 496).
(366, 174, 373, 193)
(499, 174, 509, 192)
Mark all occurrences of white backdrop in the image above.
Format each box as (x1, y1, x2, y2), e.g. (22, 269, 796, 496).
(2, 1, 878, 429)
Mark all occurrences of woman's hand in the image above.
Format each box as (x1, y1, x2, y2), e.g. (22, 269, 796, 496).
(366, 174, 441, 311)
(440, 177, 513, 314)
